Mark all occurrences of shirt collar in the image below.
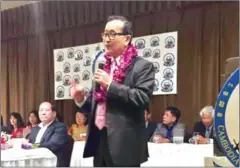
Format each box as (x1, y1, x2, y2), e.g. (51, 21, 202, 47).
(111, 56, 121, 66)
(38, 119, 55, 128)
(206, 124, 213, 130)
(146, 121, 149, 127)
(164, 122, 177, 130)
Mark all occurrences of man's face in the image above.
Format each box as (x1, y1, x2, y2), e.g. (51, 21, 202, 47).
(144, 110, 151, 122)
(201, 112, 213, 127)
(103, 20, 131, 57)
(162, 110, 176, 126)
(38, 102, 55, 124)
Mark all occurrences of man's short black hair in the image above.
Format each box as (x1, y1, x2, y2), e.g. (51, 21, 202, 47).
(51, 103, 56, 112)
(165, 106, 181, 122)
(107, 15, 133, 45)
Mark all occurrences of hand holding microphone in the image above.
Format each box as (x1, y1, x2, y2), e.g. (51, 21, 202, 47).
(94, 63, 111, 89)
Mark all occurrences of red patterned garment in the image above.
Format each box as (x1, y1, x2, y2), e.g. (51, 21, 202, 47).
(11, 127, 24, 138)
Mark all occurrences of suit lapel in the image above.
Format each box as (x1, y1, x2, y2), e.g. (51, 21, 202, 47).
(123, 56, 138, 84)
(32, 126, 41, 143)
(40, 121, 55, 143)
(125, 56, 138, 75)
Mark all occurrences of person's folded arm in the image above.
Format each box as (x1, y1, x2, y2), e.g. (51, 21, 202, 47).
(149, 124, 162, 142)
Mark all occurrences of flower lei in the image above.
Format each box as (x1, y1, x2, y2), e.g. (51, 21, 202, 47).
(94, 44, 138, 102)
(1, 132, 10, 144)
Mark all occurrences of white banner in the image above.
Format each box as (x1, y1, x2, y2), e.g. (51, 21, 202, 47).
(54, 31, 178, 100)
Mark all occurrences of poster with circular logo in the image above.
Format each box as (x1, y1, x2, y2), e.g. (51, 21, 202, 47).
(214, 68, 239, 167)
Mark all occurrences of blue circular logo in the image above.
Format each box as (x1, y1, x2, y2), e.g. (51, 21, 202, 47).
(214, 68, 239, 167)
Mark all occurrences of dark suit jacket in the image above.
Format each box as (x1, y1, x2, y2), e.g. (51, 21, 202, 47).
(143, 122, 157, 160)
(79, 56, 155, 166)
(193, 121, 214, 138)
(28, 120, 70, 167)
(146, 121, 157, 141)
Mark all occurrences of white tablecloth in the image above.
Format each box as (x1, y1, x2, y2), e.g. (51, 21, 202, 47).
(142, 143, 213, 167)
(70, 141, 213, 167)
(1, 147, 57, 167)
(70, 141, 92, 167)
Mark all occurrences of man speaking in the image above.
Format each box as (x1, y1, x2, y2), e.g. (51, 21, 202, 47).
(71, 15, 155, 167)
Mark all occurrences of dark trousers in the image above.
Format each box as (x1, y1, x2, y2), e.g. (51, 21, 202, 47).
(93, 128, 140, 167)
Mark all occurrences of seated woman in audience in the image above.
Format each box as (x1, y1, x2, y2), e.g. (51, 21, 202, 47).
(150, 106, 185, 143)
(23, 110, 40, 138)
(6, 112, 25, 138)
(68, 111, 88, 141)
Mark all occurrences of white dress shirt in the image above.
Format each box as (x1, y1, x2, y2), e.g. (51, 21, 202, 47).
(146, 121, 149, 128)
(34, 120, 54, 144)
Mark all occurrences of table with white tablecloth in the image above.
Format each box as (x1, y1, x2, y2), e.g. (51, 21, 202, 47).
(70, 141, 214, 167)
(1, 147, 57, 167)
(70, 141, 92, 167)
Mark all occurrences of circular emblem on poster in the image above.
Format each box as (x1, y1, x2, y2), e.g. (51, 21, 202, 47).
(163, 53, 175, 66)
(161, 79, 173, 92)
(75, 50, 83, 60)
(135, 38, 146, 49)
(84, 57, 91, 66)
(56, 86, 65, 98)
(152, 49, 161, 59)
(153, 62, 160, 73)
(55, 71, 62, 82)
(214, 68, 239, 167)
(163, 68, 174, 79)
(73, 64, 80, 72)
(150, 36, 160, 47)
(57, 51, 64, 62)
(165, 36, 175, 48)
(67, 48, 74, 58)
(63, 62, 71, 73)
(82, 70, 90, 81)
(143, 49, 152, 58)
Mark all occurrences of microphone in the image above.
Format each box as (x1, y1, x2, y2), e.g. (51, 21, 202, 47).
(92, 49, 105, 73)
(95, 62, 105, 90)
(98, 62, 105, 70)
(93, 50, 106, 91)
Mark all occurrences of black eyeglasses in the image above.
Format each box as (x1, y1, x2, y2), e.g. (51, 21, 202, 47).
(101, 31, 129, 40)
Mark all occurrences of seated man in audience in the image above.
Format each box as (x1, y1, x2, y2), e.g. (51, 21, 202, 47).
(190, 105, 215, 144)
(186, 105, 224, 156)
(27, 102, 70, 167)
(150, 106, 185, 143)
(145, 107, 157, 141)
